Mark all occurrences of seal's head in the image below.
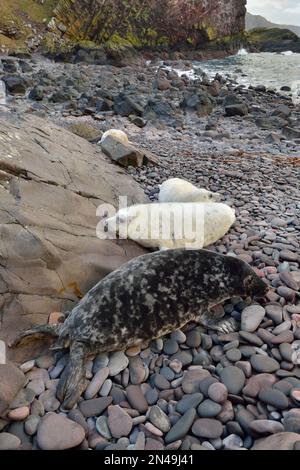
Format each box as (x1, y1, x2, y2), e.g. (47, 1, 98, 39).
(225, 255, 269, 300)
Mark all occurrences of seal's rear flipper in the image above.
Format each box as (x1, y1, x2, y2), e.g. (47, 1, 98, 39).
(10, 324, 61, 348)
(56, 341, 88, 410)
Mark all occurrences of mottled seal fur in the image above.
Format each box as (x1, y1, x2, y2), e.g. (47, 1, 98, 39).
(12, 249, 268, 409)
(159, 178, 221, 203)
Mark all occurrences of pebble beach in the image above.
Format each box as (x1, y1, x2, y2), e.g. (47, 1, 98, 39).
(0, 53, 300, 451)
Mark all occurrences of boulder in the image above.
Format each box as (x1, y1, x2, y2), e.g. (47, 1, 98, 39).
(0, 114, 148, 362)
(100, 135, 144, 167)
(3, 76, 27, 95)
(225, 103, 249, 117)
(100, 135, 159, 167)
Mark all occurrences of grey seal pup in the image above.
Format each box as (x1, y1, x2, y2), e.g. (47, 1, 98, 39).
(12, 249, 268, 409)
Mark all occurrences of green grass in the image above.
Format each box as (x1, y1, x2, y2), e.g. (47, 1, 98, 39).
(247, 27, 298, 43)
(0, 0, 57, 52)
(0, 0, 57, 22)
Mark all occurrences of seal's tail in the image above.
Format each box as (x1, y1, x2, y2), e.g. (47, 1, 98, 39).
(10, 324, 61, 348)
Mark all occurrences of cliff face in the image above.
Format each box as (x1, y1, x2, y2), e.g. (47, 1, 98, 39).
(52, 0, 246, 49)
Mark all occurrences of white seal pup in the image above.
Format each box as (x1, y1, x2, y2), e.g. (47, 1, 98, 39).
(102, 202, 236, 250)
(158, 178, 221, 203)
(99, 129, 129, 144)
(12, 249, 268, 409)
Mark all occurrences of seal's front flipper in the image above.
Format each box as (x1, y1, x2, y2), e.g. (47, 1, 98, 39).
(199, 315, 239, 334)
(56, 341, 88, 410)
(10, 324, 61, 348)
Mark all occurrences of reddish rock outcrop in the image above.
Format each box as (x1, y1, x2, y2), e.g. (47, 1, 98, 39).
(0, 114, 148, 361)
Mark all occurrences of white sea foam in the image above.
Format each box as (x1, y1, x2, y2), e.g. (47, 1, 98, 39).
(237, 48, 248, 56)
(281, 50, 294, 56)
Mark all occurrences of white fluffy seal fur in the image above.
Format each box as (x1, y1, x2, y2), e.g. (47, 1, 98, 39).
(100, 129, 129, 144)
(103, 202, 235, 250)
(158, 178, 221, 203)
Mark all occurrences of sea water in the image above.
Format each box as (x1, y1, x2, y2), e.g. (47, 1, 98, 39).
(166, 50, 300, 103)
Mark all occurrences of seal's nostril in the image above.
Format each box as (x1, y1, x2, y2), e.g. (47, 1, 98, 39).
(104, 223, 108, 233)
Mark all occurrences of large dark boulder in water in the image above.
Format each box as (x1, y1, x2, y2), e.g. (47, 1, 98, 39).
(247, 28, 300, 53)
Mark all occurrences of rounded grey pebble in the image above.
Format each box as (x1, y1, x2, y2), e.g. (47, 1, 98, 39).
(259, 389, 289, 410)
(219, 366, 245, 394)
(96, 416, 112, 440)
(279, 343, 294, 362)
(165, 409, 196, 444)
(153, 374, 170, 390)
(160, 366, 175, 381)
(170, 330, 186, 344)
(223, 434, 243, 449)
(239, 331, 263, 347)
(197, 400, 222, 418)
(146, 388, 159, 405)
(223, 340, 239, 352)
(99, 379, 112, 397)
(170, 351, 193, 367)
(199, 377, 218, 396)
(186, 330, 202, 348)
(201, 334, 213, 350)
(24, 416, 40, 436)
(193, 350, 212, 366)
(250, 355, 280, 373)
(163, 339, 179, 355)
(176, 393, 204, 414)
(226, 348, 242, 362)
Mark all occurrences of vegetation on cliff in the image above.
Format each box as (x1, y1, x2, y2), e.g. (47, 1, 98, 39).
(246, 27, 300, 52)
(0, 0, 56, 52)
